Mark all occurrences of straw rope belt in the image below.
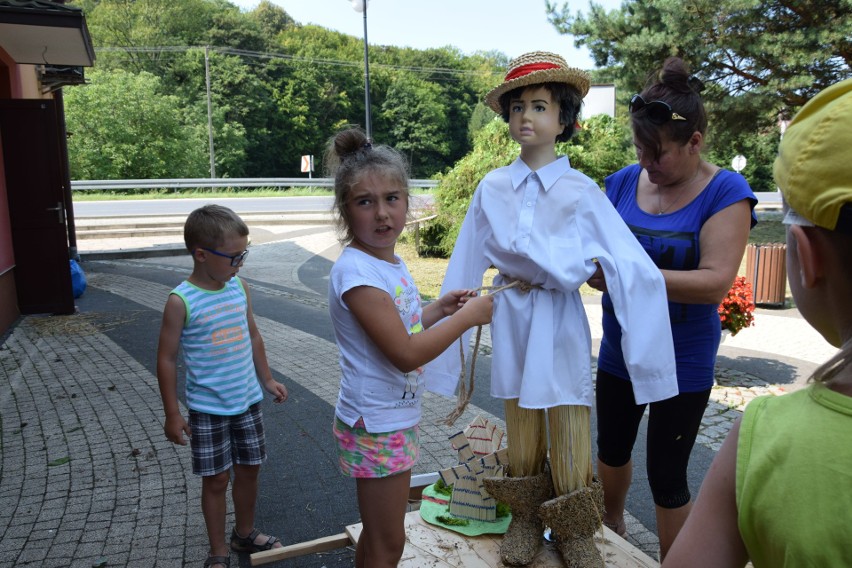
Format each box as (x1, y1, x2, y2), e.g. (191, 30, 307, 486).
(443, 277, 541, 426)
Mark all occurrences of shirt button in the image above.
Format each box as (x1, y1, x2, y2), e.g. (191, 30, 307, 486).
(526, 201, 532, 207)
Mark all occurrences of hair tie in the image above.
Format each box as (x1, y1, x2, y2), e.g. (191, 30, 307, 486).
(688, 75, 705, 94)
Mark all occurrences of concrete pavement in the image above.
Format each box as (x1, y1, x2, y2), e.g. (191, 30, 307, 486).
(0, 210, 837, 567)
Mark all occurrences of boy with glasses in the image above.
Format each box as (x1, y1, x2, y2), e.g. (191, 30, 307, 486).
(156, 204, 287, 568)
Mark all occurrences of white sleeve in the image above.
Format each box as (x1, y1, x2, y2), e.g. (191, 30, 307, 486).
(582, 191, 679, 404)
(422, 187, 492, 396)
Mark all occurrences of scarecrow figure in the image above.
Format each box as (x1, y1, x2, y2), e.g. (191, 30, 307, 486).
(427, 51, 678, 567)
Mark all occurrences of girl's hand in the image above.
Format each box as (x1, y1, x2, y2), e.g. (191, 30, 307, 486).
(458, 293, 493, 326)
(437, 289, 479, 317)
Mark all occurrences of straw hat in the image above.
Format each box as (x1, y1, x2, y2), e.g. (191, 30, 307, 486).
(485, 51, 590, 113)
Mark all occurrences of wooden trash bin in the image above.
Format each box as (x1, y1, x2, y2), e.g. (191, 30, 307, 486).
(745, 243, 787, 307)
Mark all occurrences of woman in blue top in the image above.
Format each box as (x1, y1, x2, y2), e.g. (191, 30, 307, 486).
(588, 57, 757, 560)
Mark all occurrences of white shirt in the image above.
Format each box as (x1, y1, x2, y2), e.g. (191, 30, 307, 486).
(427, 156, 677, 408)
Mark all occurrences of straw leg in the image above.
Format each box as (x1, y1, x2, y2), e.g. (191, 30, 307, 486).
(548, 404, 592, 496)
(504, 398, 546, 477)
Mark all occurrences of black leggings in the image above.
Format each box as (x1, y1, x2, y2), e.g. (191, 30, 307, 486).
(596, 369, 710, 509)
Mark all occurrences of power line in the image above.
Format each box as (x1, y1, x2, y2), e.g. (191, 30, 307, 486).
(95, 46, 498, 79)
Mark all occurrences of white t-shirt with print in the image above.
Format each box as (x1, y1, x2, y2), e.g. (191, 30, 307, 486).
(329, 246, 425, 433)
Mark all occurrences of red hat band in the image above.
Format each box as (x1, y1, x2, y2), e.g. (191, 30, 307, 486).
(504, 62, 560, 82)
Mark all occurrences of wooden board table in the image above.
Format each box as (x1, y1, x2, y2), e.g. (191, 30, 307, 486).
(252, 510, 658, 567)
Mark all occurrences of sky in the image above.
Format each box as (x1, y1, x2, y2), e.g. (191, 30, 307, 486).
(228, 0, 622, 70)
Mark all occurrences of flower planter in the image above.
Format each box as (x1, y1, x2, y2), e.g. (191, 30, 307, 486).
(744, 243, 786, 307)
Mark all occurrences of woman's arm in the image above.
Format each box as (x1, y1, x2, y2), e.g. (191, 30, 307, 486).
(663, 419, 749, 567)
(344, 285, 492, 373)
(661, 200, 752, 304)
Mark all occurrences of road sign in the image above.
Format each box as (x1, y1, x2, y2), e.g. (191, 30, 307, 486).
(301, 155, 314, 174)
(731, 154, 747, 172)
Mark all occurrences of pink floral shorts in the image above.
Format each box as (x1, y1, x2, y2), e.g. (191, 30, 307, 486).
(333, 417, 419, 478)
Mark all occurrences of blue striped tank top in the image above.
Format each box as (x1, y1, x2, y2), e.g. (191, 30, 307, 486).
(171, 276, 263, 415)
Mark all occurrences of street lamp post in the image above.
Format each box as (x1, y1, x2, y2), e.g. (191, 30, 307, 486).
(350, 0, 372, 140)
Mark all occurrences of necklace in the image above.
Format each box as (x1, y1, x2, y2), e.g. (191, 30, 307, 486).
(657, 166, 702, 215)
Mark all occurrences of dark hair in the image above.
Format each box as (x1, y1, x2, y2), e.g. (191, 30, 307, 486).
(632, 57, 708, 161)
(324, 127, 410, 244)
(498, 82, 583, 143)
(183, 204, 249, 252)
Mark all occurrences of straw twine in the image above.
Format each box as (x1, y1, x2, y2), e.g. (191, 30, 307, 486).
(442, 279, 539, 427)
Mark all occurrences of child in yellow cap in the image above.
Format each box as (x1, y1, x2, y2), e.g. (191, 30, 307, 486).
(664, 78, 852, 567)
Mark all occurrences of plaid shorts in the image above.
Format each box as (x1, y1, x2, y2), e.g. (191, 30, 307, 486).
(333, 417, 419, 478)
(189, 403, 266, 476)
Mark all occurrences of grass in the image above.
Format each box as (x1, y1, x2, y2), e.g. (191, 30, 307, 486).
(748, 211, 786, 244)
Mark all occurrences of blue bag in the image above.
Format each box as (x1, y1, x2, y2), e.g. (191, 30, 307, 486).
(70, 259, 87, 298)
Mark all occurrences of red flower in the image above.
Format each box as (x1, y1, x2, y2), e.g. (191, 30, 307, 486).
(718, 276, 755, 336)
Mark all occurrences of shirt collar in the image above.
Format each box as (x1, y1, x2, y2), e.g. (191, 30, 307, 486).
(509, 156, 572, 192)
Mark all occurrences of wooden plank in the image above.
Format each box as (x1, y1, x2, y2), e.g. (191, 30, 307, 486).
(346, 511, 659, 568)
(249, 533, 352, 566)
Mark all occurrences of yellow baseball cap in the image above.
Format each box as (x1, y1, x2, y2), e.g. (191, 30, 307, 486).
(773, 78, 852, 233)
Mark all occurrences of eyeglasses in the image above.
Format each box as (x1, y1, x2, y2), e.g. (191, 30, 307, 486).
(629, 94, 688, 124)
(199, 247, 250, 267)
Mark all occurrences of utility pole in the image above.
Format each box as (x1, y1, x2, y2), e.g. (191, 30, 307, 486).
(205, 45, 216, 178)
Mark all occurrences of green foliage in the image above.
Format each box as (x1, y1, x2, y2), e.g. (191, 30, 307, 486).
(496, 501, 510, 518)
(436, 515, 470, 527)
(64, 69, 208, 179)
(467, 102, 496, 142)
(378, 72, 450, 178)
(433, 478, 453, 495)
(545, 0, 852, 192)
(71, 0, 507, 179)
(560, 114, 633, 187)
(430, 118, 517, 256)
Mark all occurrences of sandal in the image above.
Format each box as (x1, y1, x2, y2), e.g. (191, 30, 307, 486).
(230, 528, 280, 553)
(203, 555, 230, 568)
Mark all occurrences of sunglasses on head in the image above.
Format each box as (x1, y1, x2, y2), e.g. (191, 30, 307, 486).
(629, 94, 688, 124)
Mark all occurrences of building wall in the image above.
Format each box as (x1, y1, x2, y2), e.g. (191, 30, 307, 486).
(0, 47, 48, 334)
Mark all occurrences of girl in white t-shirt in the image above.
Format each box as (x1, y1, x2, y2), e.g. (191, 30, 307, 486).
(325, 127, 493, 568)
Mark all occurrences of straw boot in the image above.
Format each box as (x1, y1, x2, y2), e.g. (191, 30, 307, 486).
(538, 478, 604, 568)
(482, 470, 554, 566)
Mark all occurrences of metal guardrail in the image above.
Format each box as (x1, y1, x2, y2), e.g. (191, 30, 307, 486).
(70, 178, 439, 191)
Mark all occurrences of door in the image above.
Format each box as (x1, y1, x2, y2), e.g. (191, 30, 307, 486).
(0, 99, 74, 314)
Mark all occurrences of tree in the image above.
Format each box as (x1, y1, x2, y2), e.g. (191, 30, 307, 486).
(64, 69, 208, 179)
(546, 0, 852, 191)
(377, 72, 450, 178)
(547, 0, 852, 116)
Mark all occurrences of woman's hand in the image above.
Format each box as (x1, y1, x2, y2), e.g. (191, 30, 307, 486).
(587, 262, 608, 292)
